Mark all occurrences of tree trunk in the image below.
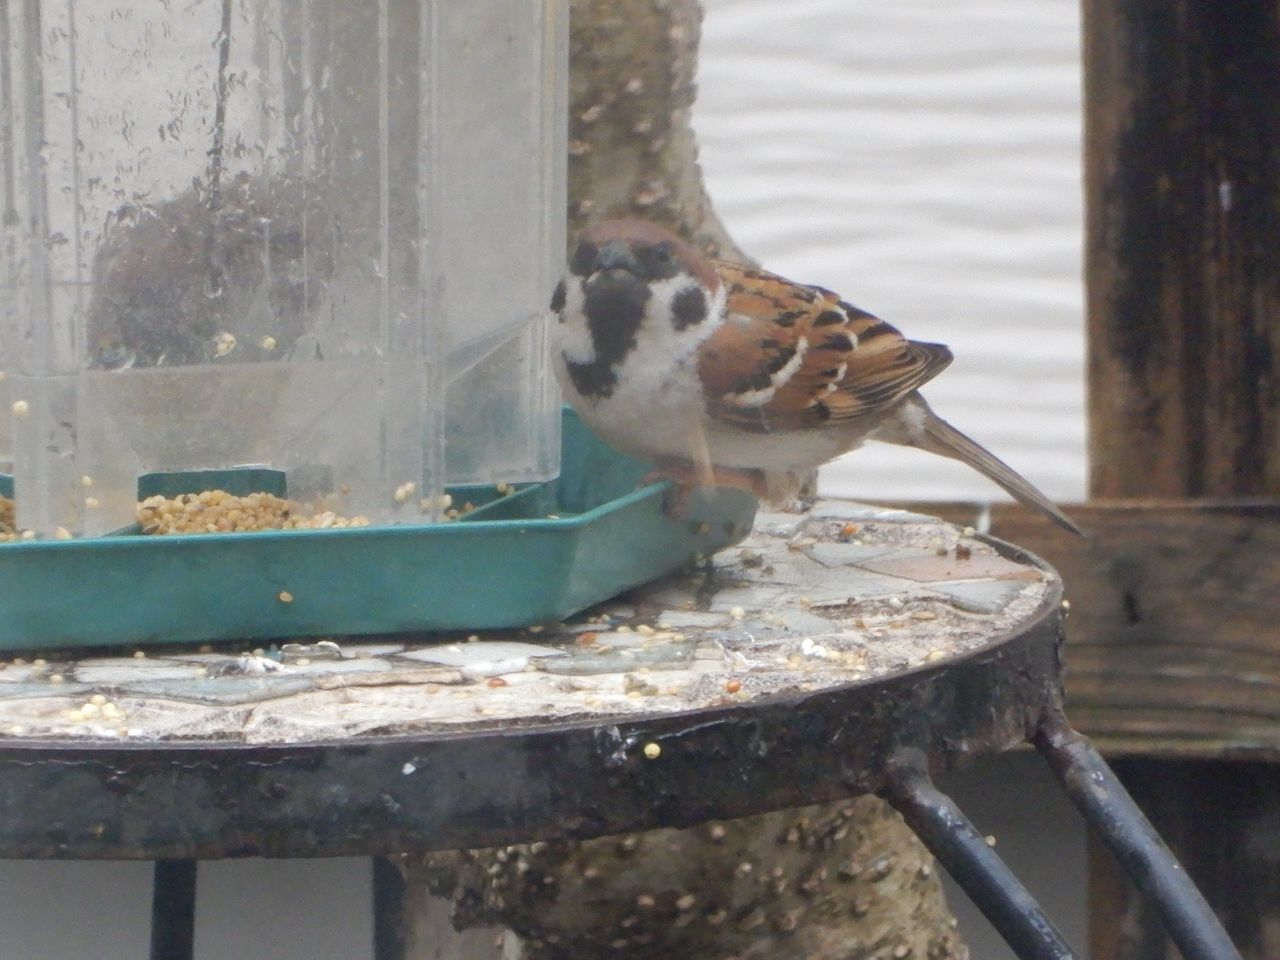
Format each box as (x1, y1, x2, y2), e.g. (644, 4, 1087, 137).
(389, 2, 968, 958)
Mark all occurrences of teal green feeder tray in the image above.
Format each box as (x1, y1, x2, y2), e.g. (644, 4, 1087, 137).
(0, 410, 756, 650)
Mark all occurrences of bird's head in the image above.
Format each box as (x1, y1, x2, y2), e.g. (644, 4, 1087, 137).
(570, 220, 717, 289)
(552, 220, 725, 388)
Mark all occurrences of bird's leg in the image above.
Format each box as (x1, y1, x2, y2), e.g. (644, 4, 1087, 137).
(641, 459, 769, 518)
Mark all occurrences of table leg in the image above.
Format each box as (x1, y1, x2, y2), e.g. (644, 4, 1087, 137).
(150, 859, 197, 960)
(374, 857, 408, 960)
(884, 748, 1079, 960)
(1035, 711, 1242, 960)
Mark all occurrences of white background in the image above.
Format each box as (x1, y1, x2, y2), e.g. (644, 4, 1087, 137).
(696, 0, 1086, 504)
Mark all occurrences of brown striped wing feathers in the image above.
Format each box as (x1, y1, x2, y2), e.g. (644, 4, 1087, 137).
(698, 261, 954, 431)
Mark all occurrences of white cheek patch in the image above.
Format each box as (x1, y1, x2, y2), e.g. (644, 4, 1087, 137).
(613, 276, 724, 400)
(555, 277, 597, 365)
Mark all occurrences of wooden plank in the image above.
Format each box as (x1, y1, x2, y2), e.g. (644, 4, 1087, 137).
(1083, 0, 1280, 500)
(899, 500, 1280, 757)
(1081, 0, 1280, 953)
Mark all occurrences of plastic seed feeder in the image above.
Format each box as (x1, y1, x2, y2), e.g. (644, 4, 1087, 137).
(0, 0, 755, 648)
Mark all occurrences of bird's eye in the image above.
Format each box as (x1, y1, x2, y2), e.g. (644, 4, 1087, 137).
(654, 244, 674, 264)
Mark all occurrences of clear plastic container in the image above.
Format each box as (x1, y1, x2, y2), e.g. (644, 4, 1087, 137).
(0, 0, 566, 536)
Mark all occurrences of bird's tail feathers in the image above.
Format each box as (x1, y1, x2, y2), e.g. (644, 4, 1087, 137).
(885, 396, 1083, 536)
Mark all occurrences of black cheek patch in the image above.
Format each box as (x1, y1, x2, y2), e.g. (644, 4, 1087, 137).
(550, 279, 566, 315)
(671, 286, 708, 330)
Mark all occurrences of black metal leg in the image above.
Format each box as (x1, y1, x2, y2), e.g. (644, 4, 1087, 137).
(373, 856, 408, 960)
(150, 859, 197, 960)
(1035, 710, 1243, 960)
(883, 748, 1079, 960)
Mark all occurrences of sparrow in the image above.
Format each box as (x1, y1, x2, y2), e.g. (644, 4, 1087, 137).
(552, 219, 1081, 535)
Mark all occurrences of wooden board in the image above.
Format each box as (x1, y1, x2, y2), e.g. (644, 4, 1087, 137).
(901, 500, 1280, 759)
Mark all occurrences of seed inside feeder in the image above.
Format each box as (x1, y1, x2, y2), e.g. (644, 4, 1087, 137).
(0, 497, 16, 542)
(137, 490, 370, 535)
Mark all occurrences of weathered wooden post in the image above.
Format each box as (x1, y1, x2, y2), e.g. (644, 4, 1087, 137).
(1083, 1, 1280, 956)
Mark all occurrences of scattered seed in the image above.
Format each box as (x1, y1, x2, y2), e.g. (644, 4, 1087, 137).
(11, 399, 29, 416)
(642, 742, 661, 760)
(278, 591, 294, 603)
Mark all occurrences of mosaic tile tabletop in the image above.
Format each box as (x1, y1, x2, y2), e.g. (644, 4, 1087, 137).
(0, 502, 1058, 745)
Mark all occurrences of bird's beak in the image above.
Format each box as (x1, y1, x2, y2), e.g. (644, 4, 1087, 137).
(596, 239, 639, 276)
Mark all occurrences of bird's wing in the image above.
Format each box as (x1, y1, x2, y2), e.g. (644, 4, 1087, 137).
(697, 260, 953, 432)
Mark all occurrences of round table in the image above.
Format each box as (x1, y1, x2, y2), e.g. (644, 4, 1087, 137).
(0, 501, 1237, 960)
